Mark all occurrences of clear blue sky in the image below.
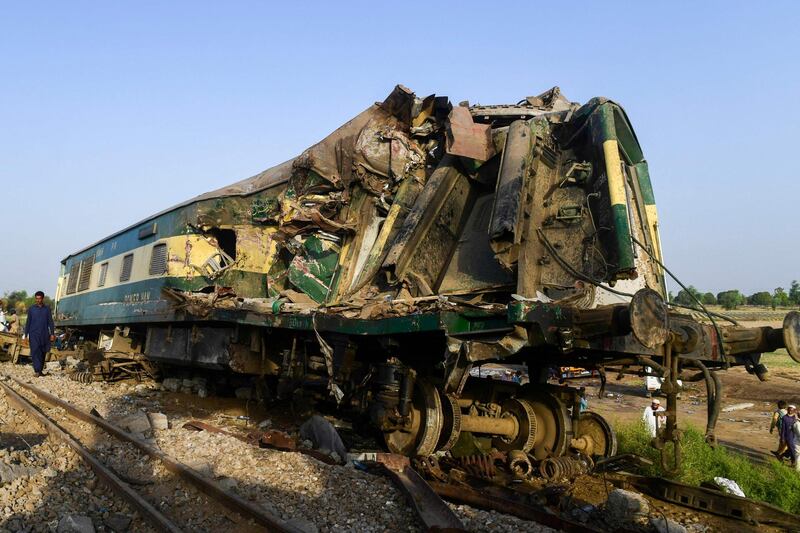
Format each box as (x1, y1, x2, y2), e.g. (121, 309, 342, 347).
(1, 2, 797, 297)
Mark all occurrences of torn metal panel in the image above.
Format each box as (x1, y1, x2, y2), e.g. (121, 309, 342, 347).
(346, 176, 425, 296)
(382, 156, 473, 293)
(287, 235, 340, 304)
(438, 194, 515, 294)
(488, 119, 533, 266)
(445, 106, 495, 161)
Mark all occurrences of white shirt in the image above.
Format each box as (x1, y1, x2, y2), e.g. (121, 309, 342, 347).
(643, 405, 666, 437)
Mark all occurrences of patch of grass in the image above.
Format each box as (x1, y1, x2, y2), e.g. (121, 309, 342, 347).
(616, 422, 800, 514)
(760, 349, 800, 370)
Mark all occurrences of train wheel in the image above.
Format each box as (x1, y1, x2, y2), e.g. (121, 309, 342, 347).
(573, 412, 617, 458)
(384, 380, 443, 456)
(492, 398, 537, 453)
(437, 392, 462, 452)
(523, 391, 571, 460)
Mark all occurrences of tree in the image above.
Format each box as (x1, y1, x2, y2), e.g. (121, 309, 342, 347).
(790, 280, 800, 305)
(701, 292, 717, 305)
(748, 291, 773, 307)
(2, 290, 28, 313)
(673, 286, 702, 306)
(773, 287, 791, 308)
(717, 290, 744, 310)
(1, 290, 54, 315)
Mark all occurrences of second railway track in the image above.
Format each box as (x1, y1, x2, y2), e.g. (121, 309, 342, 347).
(0, 375, 301, 533)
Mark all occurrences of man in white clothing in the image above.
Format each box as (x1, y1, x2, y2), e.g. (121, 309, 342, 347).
(642, 398, 666, 437)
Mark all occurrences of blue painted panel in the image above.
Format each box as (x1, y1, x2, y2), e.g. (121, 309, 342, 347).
(62, 205, 195, 268)
(56, 278, 177, 327)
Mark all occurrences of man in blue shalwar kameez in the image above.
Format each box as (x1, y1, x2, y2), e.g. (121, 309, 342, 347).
(24, 291, 55, 377)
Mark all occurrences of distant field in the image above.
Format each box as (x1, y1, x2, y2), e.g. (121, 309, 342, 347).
(705, 305, 797, 323)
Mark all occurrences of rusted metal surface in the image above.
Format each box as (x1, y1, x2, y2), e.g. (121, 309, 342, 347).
(538, 455, 593, 481)
(11, 378, 300, 533)
(782, 310, 800, 363)
(66, 352, 158, 383)
(506, 450, 532, 477)
(428, 481, 603, 533)
(618, 474, 800, 529)
(457, 452, 505, 480)
(488, 119, 531, 268)
(184, 420, 340, 465)
(259, 429, 298, 451)
(458, 413, 517, 437)
(183, 419, 247, 440)
(0, 378, 183, 533)
(373, 454, 466, 532)
(629, 288, 670, 348)
(445, 106, 495, 161)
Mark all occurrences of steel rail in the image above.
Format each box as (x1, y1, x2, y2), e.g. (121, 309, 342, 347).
(616, 473, 800, 529)
(428, 481, 604, 533)
(372, 454, 467, 532)
(0, 378, 183, 533)
(9, 376, 301, 533)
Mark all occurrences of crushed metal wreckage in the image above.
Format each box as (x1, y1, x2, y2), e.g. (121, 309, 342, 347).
(157, 85, 600, 316)
(53, 84, 800, 470)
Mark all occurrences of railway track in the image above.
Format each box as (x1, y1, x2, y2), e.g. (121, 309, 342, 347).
(0, 375, 301, 533)
(0, 372, 610, 532)
(3, 368, 797, 532)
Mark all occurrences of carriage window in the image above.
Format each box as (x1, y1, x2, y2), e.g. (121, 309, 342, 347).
(66, 263, 80, 294)
(97, 262, 109, 287)
(149, 243, 167, 275)
(120, 253, 134, 282)
(77, 253, 95, 292)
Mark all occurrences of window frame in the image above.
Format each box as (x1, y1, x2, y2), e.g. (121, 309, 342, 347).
(119, 253, 134, 282)
(97, 262, 109, 287)
(149, 243, 168, 276)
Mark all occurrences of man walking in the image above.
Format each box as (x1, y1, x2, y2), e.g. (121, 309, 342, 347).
(770, 400, 788, 459)
(23, 291, 54, 377)
(779, 405, 798, 468)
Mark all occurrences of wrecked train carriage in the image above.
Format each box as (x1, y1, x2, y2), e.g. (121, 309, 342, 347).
(55, 85, 800, 463)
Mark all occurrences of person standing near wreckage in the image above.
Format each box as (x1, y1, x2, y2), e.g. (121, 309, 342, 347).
(779, 405, 799, 468)
(23, 291, 54, 377)
(642, 398, 666, 437)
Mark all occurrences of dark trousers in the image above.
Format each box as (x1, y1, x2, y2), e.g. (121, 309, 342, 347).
(787, 437, 798, 464)
(30, 344, 46, 373)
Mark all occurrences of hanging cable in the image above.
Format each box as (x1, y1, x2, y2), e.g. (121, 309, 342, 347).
(630, 236, 727, 360)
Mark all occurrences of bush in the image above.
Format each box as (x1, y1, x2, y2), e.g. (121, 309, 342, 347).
(716, 290, 745, 310)
(748, 291, 773, 307)
(701, 292, 717, 305)
(615, 422, 800, 514)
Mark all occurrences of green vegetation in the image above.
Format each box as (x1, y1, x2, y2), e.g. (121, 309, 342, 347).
(669, 283, 800, 311)
(616, 422, 800, 514)
(1, 290, 55, 315)
(701, 292, 716, 305)
(717, 289, 746, 310)
(760, 348, 800, 370)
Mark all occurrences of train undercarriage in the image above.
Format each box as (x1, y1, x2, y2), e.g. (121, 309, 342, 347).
(53, 289, 800, 471)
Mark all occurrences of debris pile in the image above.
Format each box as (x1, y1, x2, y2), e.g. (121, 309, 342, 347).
(164, 85, 582, 318)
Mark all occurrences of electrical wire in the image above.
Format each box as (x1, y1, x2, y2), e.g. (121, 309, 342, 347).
(537, 229, 634, 298)
(537, 228, 737, 335)
(630, 236, 727, 360)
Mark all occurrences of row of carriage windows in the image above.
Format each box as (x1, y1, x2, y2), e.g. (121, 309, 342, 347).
(65, 243, 167, 295)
